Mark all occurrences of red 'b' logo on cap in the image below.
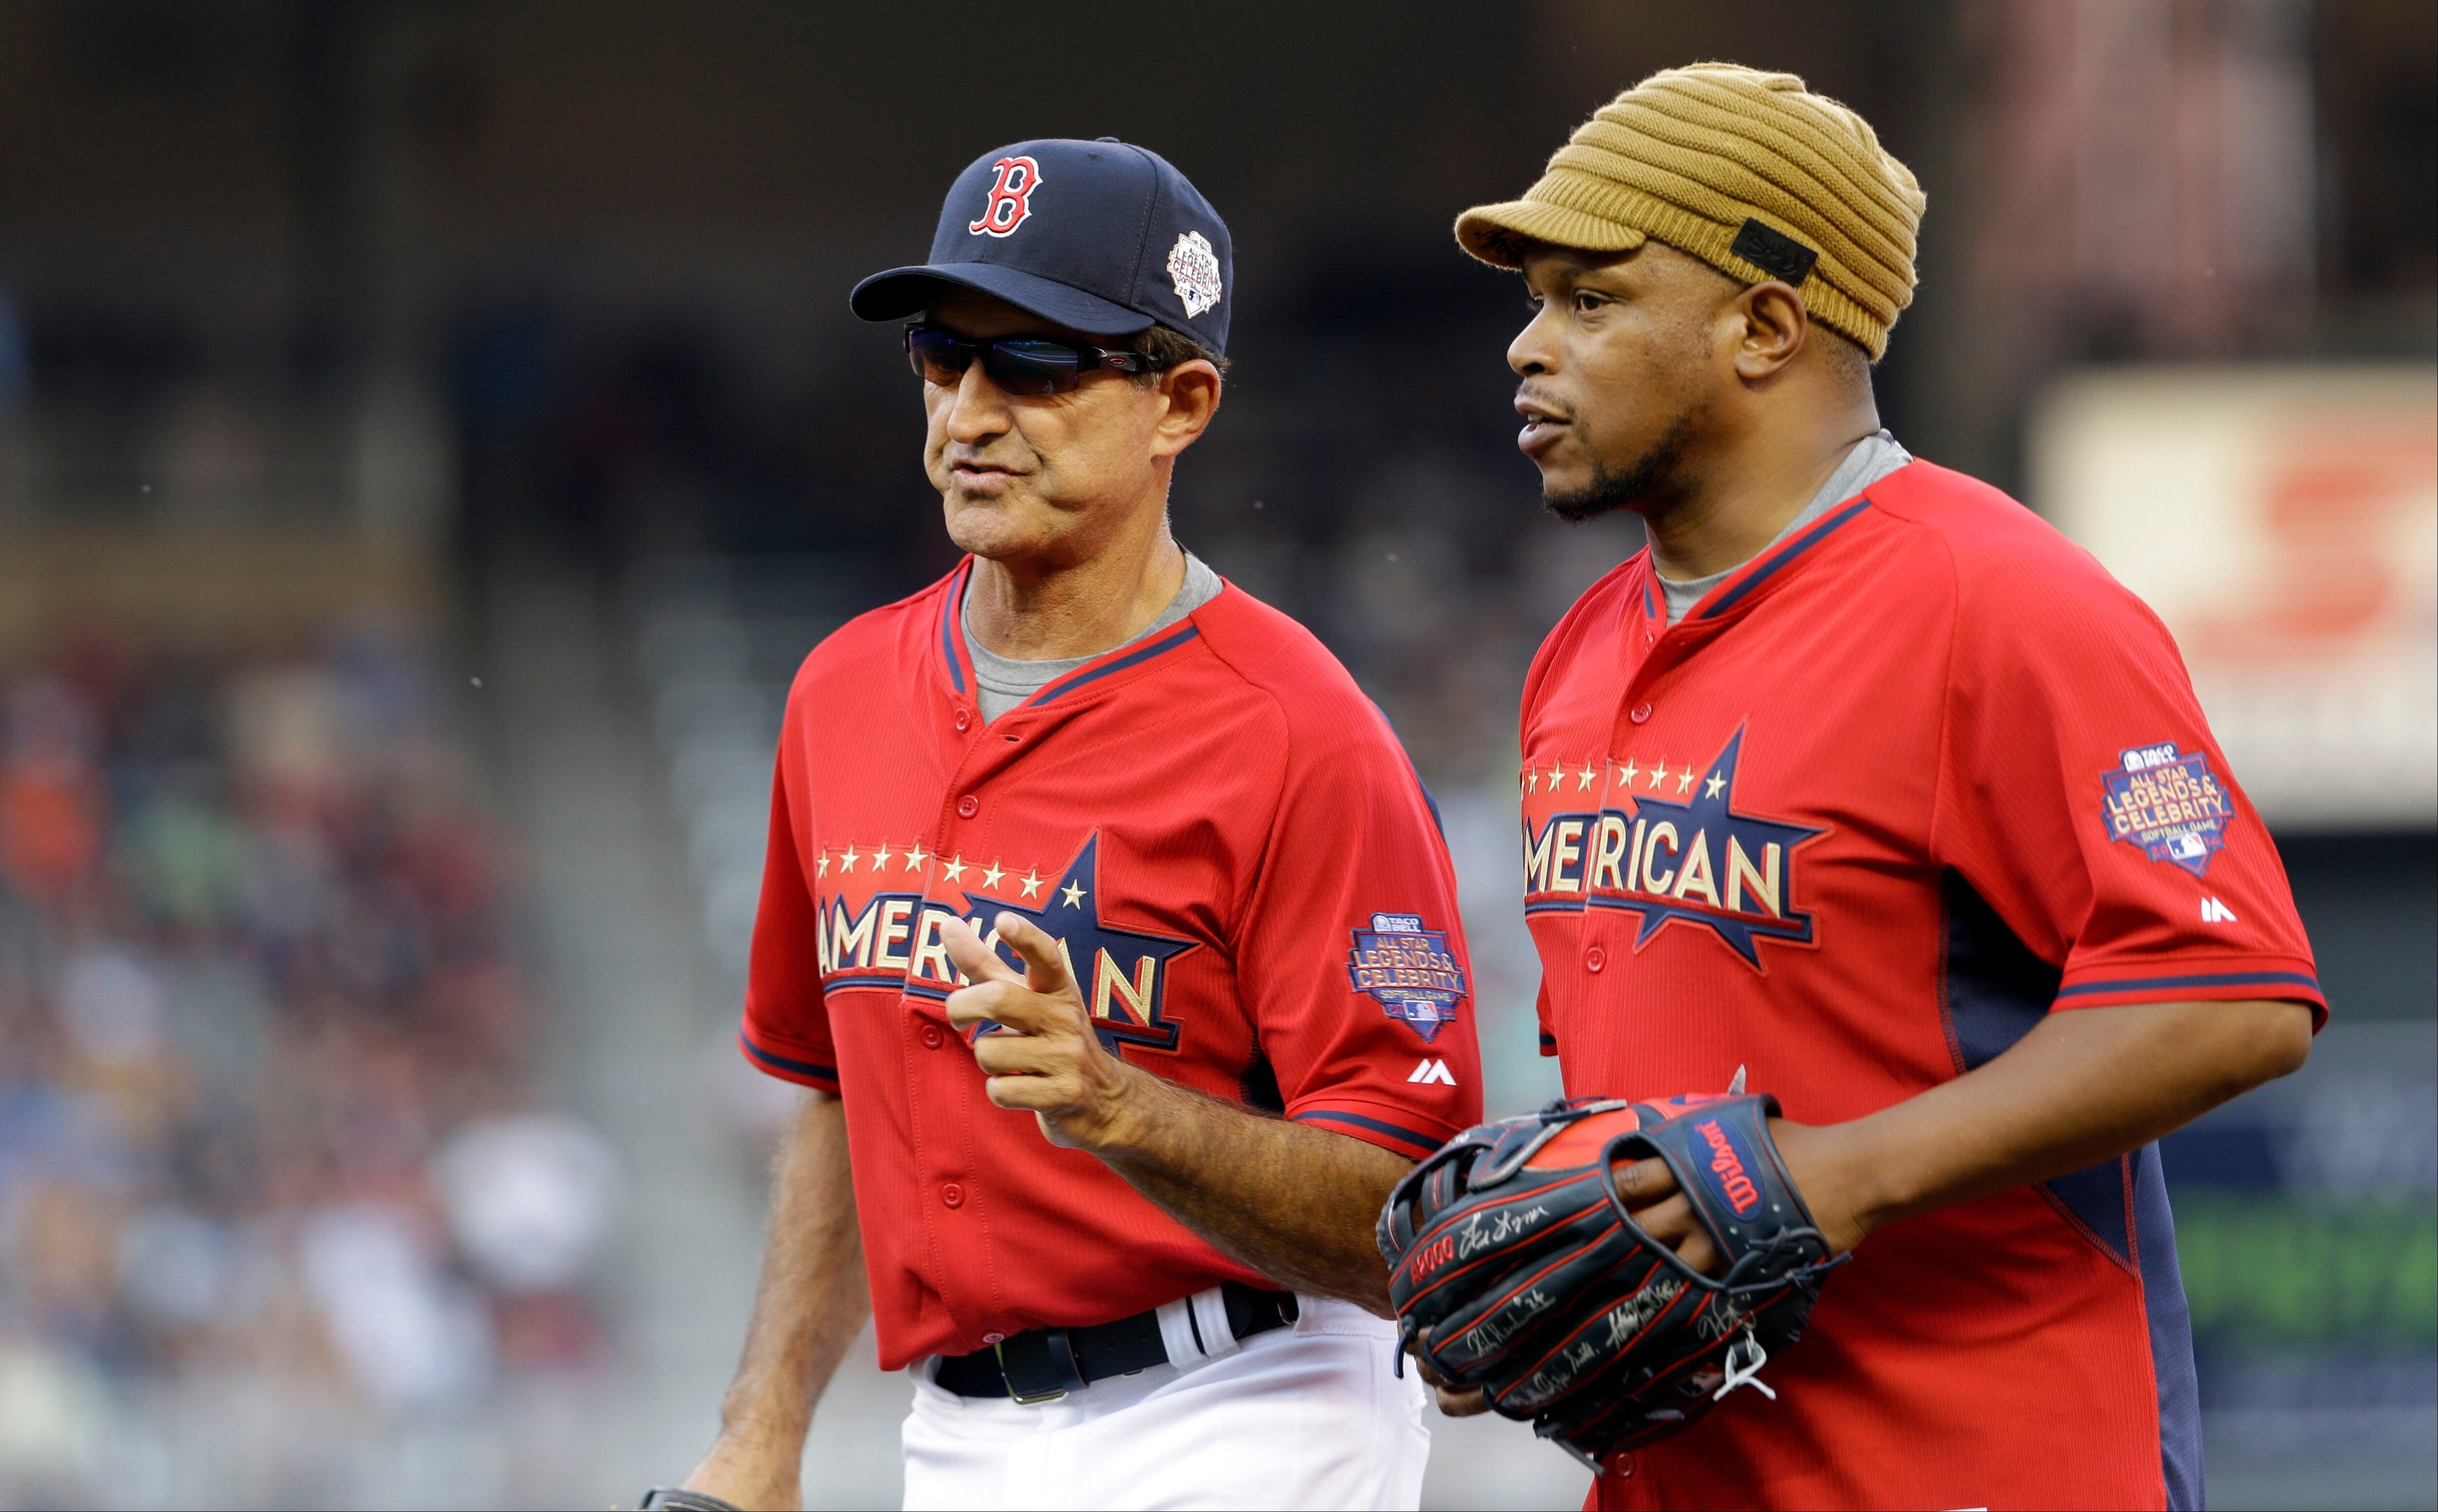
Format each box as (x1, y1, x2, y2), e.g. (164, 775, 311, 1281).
(967, 157, 1042, 238)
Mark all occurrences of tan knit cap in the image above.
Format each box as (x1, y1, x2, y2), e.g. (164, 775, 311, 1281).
(1455, 63, 1926, 358)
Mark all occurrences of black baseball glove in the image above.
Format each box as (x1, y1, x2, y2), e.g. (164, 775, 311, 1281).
(1377, 1091, 1844, 1466)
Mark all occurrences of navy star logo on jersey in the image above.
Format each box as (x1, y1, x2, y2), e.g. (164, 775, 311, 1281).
(1610, 729, 1821, 966)
(963, 833, 1199, 1055)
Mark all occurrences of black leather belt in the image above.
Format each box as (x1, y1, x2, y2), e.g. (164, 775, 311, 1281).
(934, 1282, 1298, 1404)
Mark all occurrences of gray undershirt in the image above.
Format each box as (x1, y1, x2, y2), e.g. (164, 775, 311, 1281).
(963, 550, 1222, 722)
(1655, 430, 1912, 625)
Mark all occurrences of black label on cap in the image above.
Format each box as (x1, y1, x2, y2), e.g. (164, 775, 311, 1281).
(1731, 218, 1819, 285)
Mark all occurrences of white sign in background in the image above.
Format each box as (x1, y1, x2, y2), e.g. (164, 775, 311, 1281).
(2033, 366, 2437, 830)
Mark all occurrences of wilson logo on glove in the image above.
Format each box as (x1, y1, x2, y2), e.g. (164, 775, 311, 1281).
(1696, 1119, 1762, 1214)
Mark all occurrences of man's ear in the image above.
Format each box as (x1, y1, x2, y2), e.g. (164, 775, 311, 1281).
(1150, 361, 1222, 457)
(1730, 281, 1809, 383)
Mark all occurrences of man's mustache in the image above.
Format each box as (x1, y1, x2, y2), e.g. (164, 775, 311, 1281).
(1514, 387, 1574, 424)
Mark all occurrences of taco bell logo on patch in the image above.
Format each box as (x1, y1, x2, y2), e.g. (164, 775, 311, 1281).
(2102, 741, 2236, 877)
(1347, 913, 1468, 1043)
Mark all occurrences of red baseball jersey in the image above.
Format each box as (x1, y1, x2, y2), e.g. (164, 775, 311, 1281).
(1518, 461, 2321, 1511)
(742, 560, 1481, 1369)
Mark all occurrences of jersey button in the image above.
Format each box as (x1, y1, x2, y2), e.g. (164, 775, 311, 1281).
(956, 794, 980, 818)
(921, 1023, 944, 1050)
(1584, 945, 1607, 972)
(1628, 702, 1653, 724)
(953, 707, 972, 732)
(940, 1182, 965, 1209)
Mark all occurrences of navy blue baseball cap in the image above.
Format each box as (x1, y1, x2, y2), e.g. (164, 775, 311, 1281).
(851, 137, 1232, 356)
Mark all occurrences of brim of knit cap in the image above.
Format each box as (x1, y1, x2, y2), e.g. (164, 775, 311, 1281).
(1455, 199, 1650, 270)
(850, 261, 1153, 338)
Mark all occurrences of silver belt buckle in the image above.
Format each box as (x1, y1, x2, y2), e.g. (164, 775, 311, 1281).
(993, 1331, 1082, 1406)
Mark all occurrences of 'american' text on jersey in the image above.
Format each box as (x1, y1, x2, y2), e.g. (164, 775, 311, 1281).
(813, 835, 1197, 1053)
(1525, 810, 1789, 915)
(818, 893, 1167, 1030)
(1521, 730, 1821, 967)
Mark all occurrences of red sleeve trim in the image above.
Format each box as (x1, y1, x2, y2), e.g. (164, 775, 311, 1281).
(1289, 1104, 1453, 1159)
(2054, 962, 2326, 1024)
(1538, 1029, 1559, 1058)
(739, 1027, 842, 1090)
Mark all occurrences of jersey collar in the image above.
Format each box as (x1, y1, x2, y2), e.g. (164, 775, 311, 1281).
(1632, 486, 1886, 648)
(936, 558, 979, 699)
(933, 555, 1213, 719)
(1022, 621, 1203, 708)
(1617, 480, 1891, 687)
(1682, 494, 1877, 626)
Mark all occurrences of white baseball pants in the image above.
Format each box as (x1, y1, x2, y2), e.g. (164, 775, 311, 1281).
(900, 1293, 1430, 1511)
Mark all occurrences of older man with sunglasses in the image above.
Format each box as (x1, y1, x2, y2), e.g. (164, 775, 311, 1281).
(652, 139, 1479, 1512)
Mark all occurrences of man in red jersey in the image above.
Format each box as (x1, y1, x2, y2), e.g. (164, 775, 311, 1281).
(662, 139, 1477, 1512)
(1425, 65, 2322, 1510)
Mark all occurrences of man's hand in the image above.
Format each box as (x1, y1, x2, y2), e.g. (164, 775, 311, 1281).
(1409, 1337, 1492, 1417)
(939, 911, 1411, 1312)
(678, 1436, 798, 1512)
(1611, 1118, 1868, 1277)
(942, 912, 1147, 1151)
(680, 1094, 864, 1512)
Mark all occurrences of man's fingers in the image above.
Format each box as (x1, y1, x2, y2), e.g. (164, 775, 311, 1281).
(992, 913, 1079, 999)
(972, 1032, 1065, 1079)
(941, 915, 1021, 987)
(1610, 1155, 1681, 1206)
(1630, 1192, 1726, 1277)
(1634, 1193, 1695, 1241)
(939, 916, 1082, 1035)
(945, 978, 1076, 1037)
(1610, 1159, 1726, 1276)
(944, 978, 1021, 1032)
(979, 1071, 1078, 1113)
(1406, 1331, 1491, 1415)
(1677, 1232, 1721, 1276)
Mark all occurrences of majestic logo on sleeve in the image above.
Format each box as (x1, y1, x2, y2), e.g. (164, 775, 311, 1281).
(967, 156, 1043, 237)
(1347, 913, 1468, 1043)
(1521, 729, 1822, 969)
(2103, 741, 2234, 876)
(813, 832, 1196, 1056)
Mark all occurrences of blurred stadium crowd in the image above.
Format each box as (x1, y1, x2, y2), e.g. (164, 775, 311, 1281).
(0, 619, 616, 1502)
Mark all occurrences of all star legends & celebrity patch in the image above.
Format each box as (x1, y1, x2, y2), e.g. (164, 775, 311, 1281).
(1347, 913, 1467, 1043)
(2102, 741, 2235, 876)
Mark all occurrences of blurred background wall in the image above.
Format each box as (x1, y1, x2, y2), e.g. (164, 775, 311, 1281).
(0, 2, 2427, 1508)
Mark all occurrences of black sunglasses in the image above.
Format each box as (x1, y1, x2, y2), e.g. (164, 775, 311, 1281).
(905, 323, 1165, 396)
